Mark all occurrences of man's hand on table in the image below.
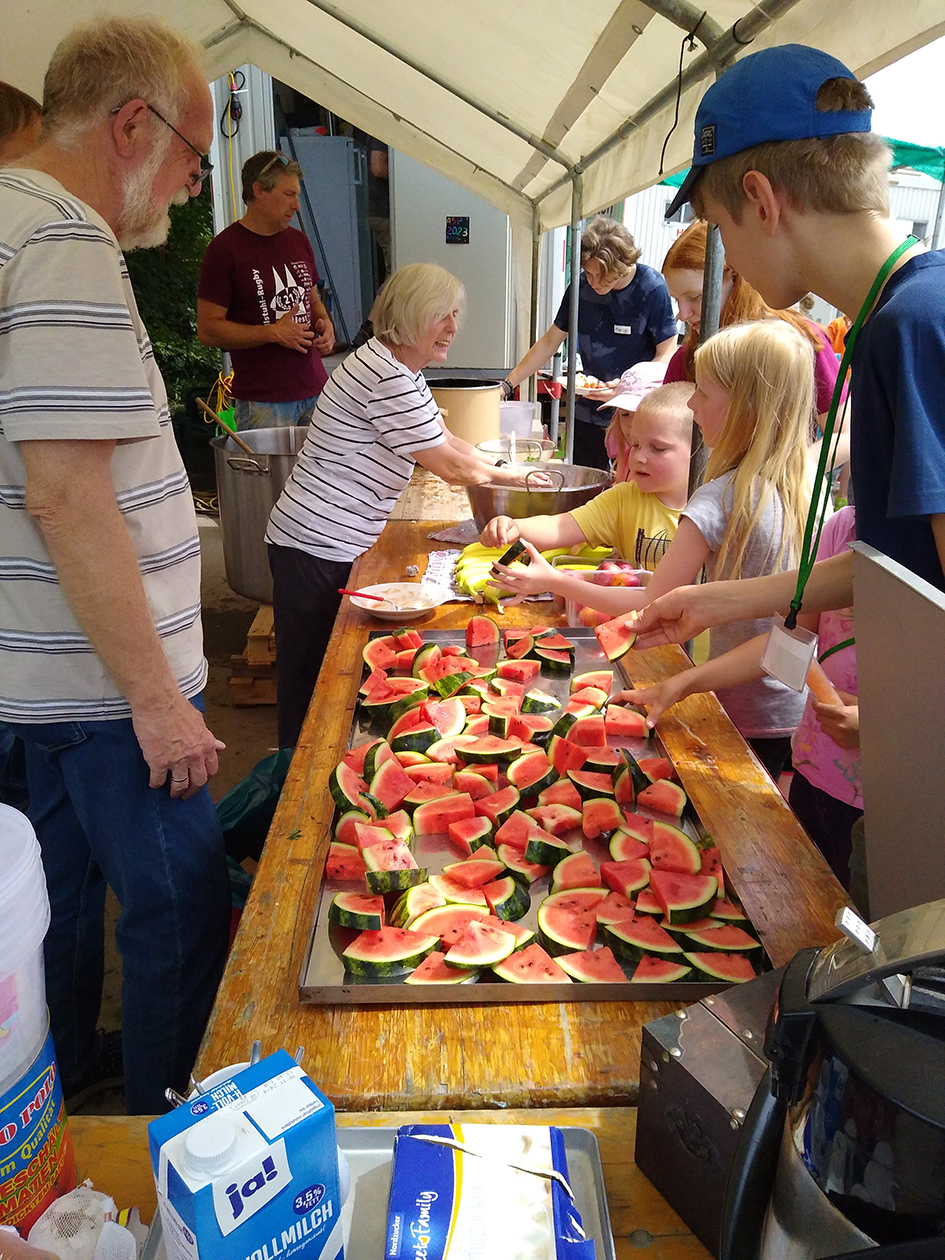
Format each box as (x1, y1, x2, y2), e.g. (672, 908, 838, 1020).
(132, 693, 225, 799)
(271, 304, 315, 353)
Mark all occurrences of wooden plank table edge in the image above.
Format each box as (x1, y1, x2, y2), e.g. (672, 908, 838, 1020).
(69, 1108, 713, 1258)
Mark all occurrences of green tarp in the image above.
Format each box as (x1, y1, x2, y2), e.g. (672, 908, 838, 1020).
(661, 137, 945, 189)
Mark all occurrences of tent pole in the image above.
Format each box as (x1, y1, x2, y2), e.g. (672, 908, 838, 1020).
(529, 204, 541, 411)
(687, 222, 723, 494)
(564, 171, 584, 465)
(932, 164, 945, 249)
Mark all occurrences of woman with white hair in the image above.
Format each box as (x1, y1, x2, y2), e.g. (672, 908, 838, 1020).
(266, 262, 546, 748)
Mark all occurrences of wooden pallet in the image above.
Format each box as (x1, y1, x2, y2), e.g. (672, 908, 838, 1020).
(229, 604, 277, 705)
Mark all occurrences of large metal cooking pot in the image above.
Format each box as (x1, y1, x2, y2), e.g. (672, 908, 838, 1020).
(467, 464, 611, 530)
(211, 425, 308, 603)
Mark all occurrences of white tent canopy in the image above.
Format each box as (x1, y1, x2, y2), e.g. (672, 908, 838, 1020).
(5, 0, 945, 370)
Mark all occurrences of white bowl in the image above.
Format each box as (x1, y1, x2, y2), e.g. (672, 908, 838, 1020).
(349, 582, 453, 620)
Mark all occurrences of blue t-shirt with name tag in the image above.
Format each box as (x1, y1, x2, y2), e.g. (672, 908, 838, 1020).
(850, 250, 945, 591)
(554, 264, 677, 426)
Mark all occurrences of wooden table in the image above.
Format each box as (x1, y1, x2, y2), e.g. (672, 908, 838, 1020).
(198, 513, 847, 1112)
(71, 1109, 712, 1258)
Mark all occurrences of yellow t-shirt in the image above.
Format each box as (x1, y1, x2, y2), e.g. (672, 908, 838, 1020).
(569, 481, 680, 569)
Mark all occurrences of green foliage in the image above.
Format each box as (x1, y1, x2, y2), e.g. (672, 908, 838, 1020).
(124, 193, 221, 415)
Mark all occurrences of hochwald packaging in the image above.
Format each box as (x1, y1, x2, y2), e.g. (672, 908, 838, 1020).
(149, 1051, 343, 1260)
(385, 1124, 595, 1259)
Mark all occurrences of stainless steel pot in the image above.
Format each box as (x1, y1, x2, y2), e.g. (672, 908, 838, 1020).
(211, 425, 308, 603)
(466, 464, 611, 530)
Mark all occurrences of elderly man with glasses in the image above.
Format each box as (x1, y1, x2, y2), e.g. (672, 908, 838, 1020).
(197, 150, 335, 429)
(0, 16, 230, 1114)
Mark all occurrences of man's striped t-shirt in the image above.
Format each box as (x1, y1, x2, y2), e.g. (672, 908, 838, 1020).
(266, 338, 445, 563)
(0, 170, 206, 723)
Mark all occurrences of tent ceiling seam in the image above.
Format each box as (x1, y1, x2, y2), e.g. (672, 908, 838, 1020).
(298, 0, 576, 173)
(208, 16, 540, 212)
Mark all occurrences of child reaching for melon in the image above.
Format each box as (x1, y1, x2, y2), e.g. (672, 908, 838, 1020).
(613, 506, 861, 893)
(492, 320, 818, 780)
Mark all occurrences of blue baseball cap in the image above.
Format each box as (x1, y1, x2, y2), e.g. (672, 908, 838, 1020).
(664, 44, 871, 218)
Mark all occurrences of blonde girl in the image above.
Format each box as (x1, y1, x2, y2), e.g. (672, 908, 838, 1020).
(492, 319, 816, 778)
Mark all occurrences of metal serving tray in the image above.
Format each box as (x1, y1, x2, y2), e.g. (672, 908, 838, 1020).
(300, 628, 760, 1004)
(142, 1125, 616, 1260)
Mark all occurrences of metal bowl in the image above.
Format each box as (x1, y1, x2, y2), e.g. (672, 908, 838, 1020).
(467, 463, 612, 530)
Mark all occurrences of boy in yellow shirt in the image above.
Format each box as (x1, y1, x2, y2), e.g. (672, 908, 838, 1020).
(480, 381, 694, 568)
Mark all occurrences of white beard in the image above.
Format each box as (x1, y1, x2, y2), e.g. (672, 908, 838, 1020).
(117, 135, 188, 251)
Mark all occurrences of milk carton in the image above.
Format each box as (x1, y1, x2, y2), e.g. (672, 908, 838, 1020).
(149, 1051, 343, 1260)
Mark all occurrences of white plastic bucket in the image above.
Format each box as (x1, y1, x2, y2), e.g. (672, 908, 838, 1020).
(0, 804, 51, 1094)
(499, 400, 538, 438)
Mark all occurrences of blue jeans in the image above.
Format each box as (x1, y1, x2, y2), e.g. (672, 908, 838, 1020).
(10, 702, 230, 1114)
(234, 396, 318, 430)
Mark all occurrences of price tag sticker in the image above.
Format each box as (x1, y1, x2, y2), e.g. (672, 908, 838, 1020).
(836, 905, 877, 954)
(760, 617, 817, 692)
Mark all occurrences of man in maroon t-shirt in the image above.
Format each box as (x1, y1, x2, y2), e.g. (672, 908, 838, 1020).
(197, 151, 335, 429)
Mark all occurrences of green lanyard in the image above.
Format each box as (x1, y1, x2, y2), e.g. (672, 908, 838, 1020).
(785, 237, 918, 629)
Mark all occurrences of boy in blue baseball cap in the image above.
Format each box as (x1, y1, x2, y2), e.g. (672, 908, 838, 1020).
(635, 42, 945, 653)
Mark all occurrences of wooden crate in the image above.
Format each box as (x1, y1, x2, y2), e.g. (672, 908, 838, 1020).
(229, 605, 276, 705)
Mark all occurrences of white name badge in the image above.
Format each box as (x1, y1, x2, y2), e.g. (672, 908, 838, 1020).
(760, 617, 817, 692)
(613, 324, 634, 335)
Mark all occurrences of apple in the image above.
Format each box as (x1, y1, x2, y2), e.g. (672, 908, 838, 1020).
(598, 560, 620, 572)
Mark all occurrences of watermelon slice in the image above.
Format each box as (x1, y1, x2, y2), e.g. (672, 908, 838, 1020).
(567, 715, 607, 747)
(474, 785, 521, 827)
(353, 822, 395, 851)
(342, 926, 439, 975)
(700, 844, 726, 899)
(638, 757, 674, 782)
(637, 780, 687, 817)
(599, 857, 651, 897)
(537, 901, 598, 954)
(427, 874, 488, 907)
(506, 750, 558, 796)
(334, 809, 371, 846)
(325, 842, 367, 882)
(479, 915, 535, 950)
(410, 903, 490, 945)
(551, 851, 601, 892)
(613, 766, 634, 808)
(343, 739, 384, 774)
(605, 914, 683, 963)
(447, 815, 494, 856)
(526, 804, 583, 836)
(581, 797, 624, 841)
(362, 637, 399, 670)
(506, 633, 536, 660)
(681, 923, 763, 953)
(709, 897, 750, 924)
(497, 659, 541, 684)
(482, 875, 530, 921)
(619, 813, 655, 845)
(412, 793, 475, 835)
(594, 613, 638, 661)
(569, 687, 609, 710)
(629, 956, 693, 983)
(392, 627, 423, 650)
(521, 688, 559, 714)
(551, 736, 588, 776)
(570, 670, 614, 695)
(582, 747, 622, 773)
(441, 858, 507, 890)
(403, 782, 459, 808)
(403, 761, 454, 786)
(649, 869, 718, 924)
(466, 614, 500, 648)
(604, 705, 649, 739)
(496, 845, 549, 884)
(535, 646, 573, 673)
(460, 736, 521, 765)
(363, 839, 426, 893)
(328, 892, 385, 930)
(463, 715, 491, 737)
(492, 943, 570, 983)
(411, 643, 441, 676)
(634, 888, 662, 916)
(685, 952, 756, 983)
(404, 953, 478, 985)
(524, 827, 574, 868)
(537, 780, 584, 811)
(493, 810, 535, 850)
(556, 946, 627, 983)
(369, 757, 416, 811)
(536, 632, 575, 652)
(508, 714, 555, 745)
(595, 892, 637, 925)
(328, 760, 368, 811)
(648, 822, 702, 875)
(608, 831, 650, 863)
(568, 769, 616, 801)
(446, 920, 517, 969)
(389, 882, 447, 928)
(419, 697, 467, 737)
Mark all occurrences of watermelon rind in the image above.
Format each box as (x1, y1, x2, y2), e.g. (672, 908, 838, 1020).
(342, 927, 440, 976)
(507, 751, 558, 796)
(328, 891, 385, 930)
(391, 724, 440, 755)
(684, 952, 757, 983)
(445, 920, 517, 969)
(365, 866, 428, 894)
(482, 874, 531, 921)
(389, 883, 447, 928)
(492, 943, 571, 983)
(650, 870, 718, 924)
(521, 689, 560, 714)
(604, 915, 683, 963)
(568, 770, 616, 802)
(496, 844, 549, 884)
(681, 923, 763, 953)
(404, 953, 480, 985)
(556, 946, 627, 983)
(363, 740, 395, 781)
(525, 830, 574, 868)
(328, 761, 368, 811)
(629, 956, 693, 983)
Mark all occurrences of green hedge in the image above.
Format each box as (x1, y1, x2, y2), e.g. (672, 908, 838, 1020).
(125, 192, 222, 416)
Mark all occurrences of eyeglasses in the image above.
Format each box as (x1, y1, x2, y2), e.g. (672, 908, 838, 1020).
(146, 104, 213, 187)
(256, 153, 290, 179)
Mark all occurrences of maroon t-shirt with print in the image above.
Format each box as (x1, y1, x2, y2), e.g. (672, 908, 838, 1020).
(198, 222, 329, 402)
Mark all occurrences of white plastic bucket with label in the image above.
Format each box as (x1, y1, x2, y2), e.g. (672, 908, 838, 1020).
(0, 804, 50, 1093)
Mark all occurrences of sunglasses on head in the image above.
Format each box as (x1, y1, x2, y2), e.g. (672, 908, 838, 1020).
(256, 153, 290, 179)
